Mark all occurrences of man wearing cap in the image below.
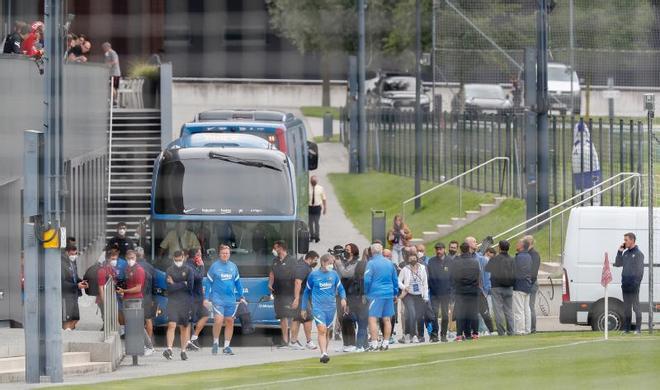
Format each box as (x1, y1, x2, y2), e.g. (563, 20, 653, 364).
(106, 222, 135, 258)
(427, 242, 453, 342)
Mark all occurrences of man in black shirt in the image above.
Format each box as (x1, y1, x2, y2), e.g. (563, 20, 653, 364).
(290, 250, 320, 350)
(186, 248, 208, 351)
(524, 235, 541, 333)
(268, 240, 296, 347)
(614, 232, 645, 334)
(61, 245, 88, 330)
(427, 242, 453, 342)
(450, 242, 481, 340)
(106, 221, 135, 258)
(163, 251, 194, 361)
(3, 21, 27, 54)
(485, 240, 515, 336)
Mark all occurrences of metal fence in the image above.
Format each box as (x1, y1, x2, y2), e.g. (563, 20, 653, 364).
(103, 278, 119, 341)
(342, 108, 648, 207)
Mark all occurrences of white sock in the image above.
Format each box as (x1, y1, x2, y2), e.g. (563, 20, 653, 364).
(213, 338, 219, 345)
(191, 335, 198, 341)
(224, 340, 230, 348)
(321, 352, 328, 356)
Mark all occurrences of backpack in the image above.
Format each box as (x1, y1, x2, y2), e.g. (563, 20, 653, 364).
(236, 301, 255, 334)
(83, 262, 102, 296)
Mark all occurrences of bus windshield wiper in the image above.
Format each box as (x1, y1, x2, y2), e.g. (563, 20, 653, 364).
(208, 152, 282, 172)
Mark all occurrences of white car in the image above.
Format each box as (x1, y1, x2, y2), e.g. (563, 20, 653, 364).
(559, 206, 660, 330)
(548, 62, 581, 115)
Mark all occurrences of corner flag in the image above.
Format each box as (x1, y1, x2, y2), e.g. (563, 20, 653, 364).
(601, 252, 612, 287)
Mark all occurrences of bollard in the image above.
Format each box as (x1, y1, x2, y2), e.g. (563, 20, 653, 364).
(323, 112, 333, 141)
(123, 299, 145, 365)
(371, 210, 386, 244)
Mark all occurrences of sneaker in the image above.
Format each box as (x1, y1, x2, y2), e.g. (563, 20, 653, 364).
(223, 347, 235, 355)
(634, 330, 642, 335)
(212, 343, 219, 355)
(398, 337, 407, 344)
(162, 349, 173, 360)
(379, 344, 389, 351)
(320, 354, 330, 364)
(430, 336, 439, 343)
(306, 341, 318, 350)
(356, 347, 365, 353)
(412, 336, 420, 344)
(366, 345, 377, 352)
(144, 347, 155, 356)
(472, 333, 479, 340)
(180, 351, 188, 361)
(186, 340, 200, 351)
(290, 340, 305, 350)
(440, 336, 448, 343)
(342, 345, 356, 353)
(276, 342, 290, 349)
(389, 336, 397, 345)
(454, 336, 464, 342)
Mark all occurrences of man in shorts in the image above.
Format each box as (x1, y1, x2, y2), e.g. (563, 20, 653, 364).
(290, 251, 319, 350)
(364, 243, 399, 351)
(301, 254, 347, 363)
(268, 240, 296, 347)
(163, 251, 194, 361)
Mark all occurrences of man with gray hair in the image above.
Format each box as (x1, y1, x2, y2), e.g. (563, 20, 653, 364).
(364, 243, 399, 351)
(524, 235, 541, 333)
(513, 239, 533, 335)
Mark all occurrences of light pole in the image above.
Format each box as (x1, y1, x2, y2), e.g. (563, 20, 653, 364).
(645, 93, 655, 334)
(358, 0, 367, 173)
(414, 0, 423, 210)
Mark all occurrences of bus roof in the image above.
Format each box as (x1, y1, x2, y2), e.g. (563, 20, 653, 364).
(195, 109, 296, 123)
(167, 133, 275, 150)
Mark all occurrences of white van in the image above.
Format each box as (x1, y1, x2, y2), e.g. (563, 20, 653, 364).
(560, 206, 660, 330)
(548, 62, 581, 115)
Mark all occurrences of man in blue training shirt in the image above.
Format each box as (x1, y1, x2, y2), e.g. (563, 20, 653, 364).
(204, 244, 246, 356)
(364, 243, 399, 351)
(301, 254, 346, 364)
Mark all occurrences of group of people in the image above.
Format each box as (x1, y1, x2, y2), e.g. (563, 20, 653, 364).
(2, 20, 45, 59)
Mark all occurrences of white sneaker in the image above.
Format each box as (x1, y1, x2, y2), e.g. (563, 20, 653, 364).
(355, 347, 365, 353)
(290, 340, 305, 350)
(342, 345, 356, 353)
(412, 336, 419, 343)
(144, 347, 155, 356)
(306, 341, 317, 350)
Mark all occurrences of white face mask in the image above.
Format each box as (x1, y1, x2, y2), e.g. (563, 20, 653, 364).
(127, 259, 136, 267)
(417, 252, 424, 258)
(272, 249, 278, 257)
(118, 228, 127, 236)
(110, 259, 117, 268)
(326, 264, 334, 271)
(174, 261, 184, 268)
(68, 255, 77, 262)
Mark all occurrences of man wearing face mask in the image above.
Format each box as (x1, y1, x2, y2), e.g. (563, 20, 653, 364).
(164, 250, 194, 361)
(301, 254, 347, 364)
(268, 240, 296, 347)
(290, 250, 320, 351)
(187, 248, 209, 351)
(97, 248, 128, 331)
(116, 250, 154, 355)
(106, 221, 135, 258)
(61, 245, 88, 330)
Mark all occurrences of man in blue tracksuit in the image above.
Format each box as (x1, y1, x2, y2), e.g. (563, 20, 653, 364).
(205, 244, 245, 355)
(364, 243, 399, 351)
(301, 254, 346, 364)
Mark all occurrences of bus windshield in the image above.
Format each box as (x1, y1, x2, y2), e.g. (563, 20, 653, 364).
(152, 220, 294, 277)
(154, 155, 294, 216)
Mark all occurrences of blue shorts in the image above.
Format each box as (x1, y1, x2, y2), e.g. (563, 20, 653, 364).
(311, 308, 336, 327)
(212, 302, 238, 318)
(368, 298, 395, 318)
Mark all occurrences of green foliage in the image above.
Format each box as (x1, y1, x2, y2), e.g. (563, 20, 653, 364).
(127, 61, 159, 80)
(300, 106, 340, 119)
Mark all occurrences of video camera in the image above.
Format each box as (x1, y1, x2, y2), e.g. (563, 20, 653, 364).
(328, 245, 346, 260)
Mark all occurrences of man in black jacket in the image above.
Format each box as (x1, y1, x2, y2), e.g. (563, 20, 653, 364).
(513, 239, 533, 335)
(61, 246, 88, 330)
(106, 221, 135, 257)
(524, 235, 541, 333)
(614, 232, 645, 334)
(2, 21, 27, 54)
(486, 240, 515, 336)
(450, 242, 481, 341)
(427, 242, 453, 342)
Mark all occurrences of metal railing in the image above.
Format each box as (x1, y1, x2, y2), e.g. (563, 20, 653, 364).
(491, 172, 642, 249)
(402, 156, 510, 219)
(103, 278, 119, 340)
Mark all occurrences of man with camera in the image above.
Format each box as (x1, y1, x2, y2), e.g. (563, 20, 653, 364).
(614, 232, 645, 334)
(333, 243, 361, 352)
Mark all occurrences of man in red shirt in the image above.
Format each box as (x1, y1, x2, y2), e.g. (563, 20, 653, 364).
(117, 250, 154, 355)
(21, 21, 43, 58)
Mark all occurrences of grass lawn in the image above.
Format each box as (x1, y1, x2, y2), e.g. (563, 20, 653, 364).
(301, 106, 340, 120)
(313, 134, 341, 143)
(60, 332, 660, 389)
(328, 172, 495, 241)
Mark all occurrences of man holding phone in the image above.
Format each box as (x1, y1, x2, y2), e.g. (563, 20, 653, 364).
(61, 245, 88, 330)
(614, 232, 645, 334)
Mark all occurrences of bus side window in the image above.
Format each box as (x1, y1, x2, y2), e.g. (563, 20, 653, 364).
(297, 126, 307, 171)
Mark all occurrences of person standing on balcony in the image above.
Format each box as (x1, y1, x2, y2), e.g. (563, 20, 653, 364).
(572, 120, 601, 205)
(102, 42, 121, 106)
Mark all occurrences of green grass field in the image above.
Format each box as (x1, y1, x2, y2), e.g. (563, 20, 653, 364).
(60, 333, 660, 389)
(301, 106, 340, 120)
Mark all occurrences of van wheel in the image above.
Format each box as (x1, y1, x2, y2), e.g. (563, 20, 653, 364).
(590, 303, 623, 331)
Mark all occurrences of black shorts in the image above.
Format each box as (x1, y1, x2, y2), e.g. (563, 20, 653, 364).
(167, 300, 192, 326)
(112, 76, 120, 89)
(294, 296, 312, 323)
(63, 295, 80, 321)
(274, 296, 295, 320)
(142, 296, 155, 320)
(192, 299, 210, 322)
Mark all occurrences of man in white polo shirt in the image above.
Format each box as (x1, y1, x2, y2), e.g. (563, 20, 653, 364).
(308, 176, 327, 243)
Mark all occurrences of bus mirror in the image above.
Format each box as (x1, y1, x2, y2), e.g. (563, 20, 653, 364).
(307, 141, 319, 170)
(297, 224, 310, 254)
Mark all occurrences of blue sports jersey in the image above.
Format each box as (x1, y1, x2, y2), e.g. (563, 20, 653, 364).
(205, 259, 243, 304)
(301, 269, 346, 311)
(364, 254, 399, 299)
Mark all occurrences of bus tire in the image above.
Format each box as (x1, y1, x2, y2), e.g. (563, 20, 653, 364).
(590, 300, 623, 331)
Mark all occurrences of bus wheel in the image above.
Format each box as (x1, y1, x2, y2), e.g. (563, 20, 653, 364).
(590, 302, 623, 331)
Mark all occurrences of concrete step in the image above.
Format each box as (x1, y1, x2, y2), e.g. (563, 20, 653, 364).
(409, 238, 424, 246)
(540, 261, 562, 274)
(0, 352, 107, 383)
(436, 224, 453, 236)
(422, 231, 441, 242)
(464, 210, 481, 222)
(494, 196, 506, 205)
(450, 217, 468, 229)
(479, 203, 496, 213)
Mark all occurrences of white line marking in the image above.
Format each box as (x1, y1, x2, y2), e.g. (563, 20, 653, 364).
(217, 339, 605, 389)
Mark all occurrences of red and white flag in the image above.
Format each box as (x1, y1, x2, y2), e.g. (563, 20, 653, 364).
(601, 252, 613, 287)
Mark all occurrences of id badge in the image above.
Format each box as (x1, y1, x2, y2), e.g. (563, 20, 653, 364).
(413, 284, 420, 293)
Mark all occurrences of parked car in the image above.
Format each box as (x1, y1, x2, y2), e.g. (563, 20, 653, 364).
(368, 73, 430, 112)
(451, 83, 513, 115)
(547, 62, 581, 115)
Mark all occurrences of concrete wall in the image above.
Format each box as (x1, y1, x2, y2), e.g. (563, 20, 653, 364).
(170, 78, 348, 140)
(0, 56, 111, 324)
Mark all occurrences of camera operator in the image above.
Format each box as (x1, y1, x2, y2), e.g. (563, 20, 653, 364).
(333, 243, 360, 352)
